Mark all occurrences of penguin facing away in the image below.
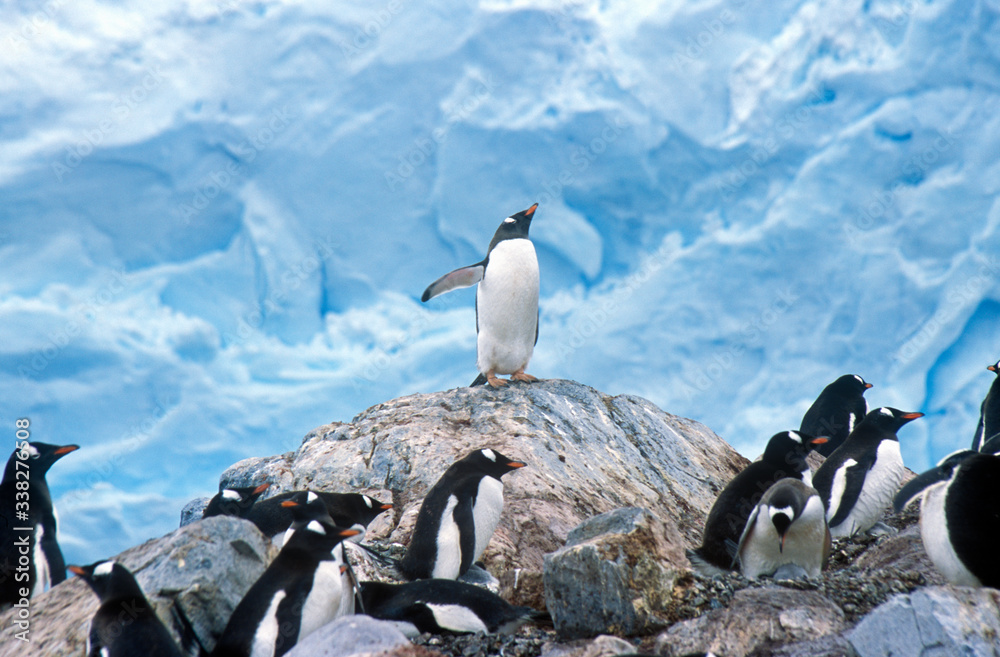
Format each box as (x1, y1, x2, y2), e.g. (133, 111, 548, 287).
(972, 359, 1000, 451)
(799, 374, 873, 457)
(421, 204, 540, 388)
(400, 448, 526, 581)
(813, 407, 924, 538)
(0, 441, 78, 606)
(245, 490, 392, 539)
(360, 579, 544, 635)
(894, 449, 1000, 588)
(687, 431, 828, 576)
(202, 483, 271, 519)
(734, 477, 831, 580)
(69, 560, 184, 657)
(212, 519, 360, 657)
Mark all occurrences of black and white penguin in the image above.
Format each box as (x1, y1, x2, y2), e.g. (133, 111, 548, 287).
(733, 478, 830, 579)
(202, 482, 271, 519)
(360, 579, 543, 635)
(972, 359, 1000, 452)
(400, 448, 526, 580)
(212, 519, 360, 657)
(894, 449, 1000, 588)
(421, 204, 540, 388)
(813, 407, 923, 538)
(799, 374, 873, 457)
(686, 431, 828, 576)
(245, 490, 392, 539)
(0, 441, 78, 606)
(69, 560, 184, 657)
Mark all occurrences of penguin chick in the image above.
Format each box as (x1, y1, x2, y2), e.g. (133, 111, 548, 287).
(400, 448, 526, 580)
(202, 482, 271, 519)
(421, 204, 540, 388)
(799, 374, 873, 457)
(734, 478, 830, 579)
(360, 579, 544, 635)
(69, 561, 183, 657)
(0, 441, 78, 606)
(894, 449, 1000, 588)
(687, 431, 828, 576)
(813, 407, 923, 538)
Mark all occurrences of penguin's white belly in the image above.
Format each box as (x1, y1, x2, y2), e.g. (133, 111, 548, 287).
(425, 603, 489, 633)
(299, 558, 348, 641)
(250, 591, 286, 657)
(32, 524, 50, 597)
(433, 495, 463, 579)
(472, 477, 504, 563)
(920, 481, 981, 586)
(476, 239, 539, 375)
(831, 441, 904, 537)
(740, 498, 826, 579)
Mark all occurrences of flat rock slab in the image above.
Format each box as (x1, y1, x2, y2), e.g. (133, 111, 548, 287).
(284, 614, 412, 657)
(848, 585, 1000, 657)
(0, 515, 274, 657)
(219, 379, 747, 606)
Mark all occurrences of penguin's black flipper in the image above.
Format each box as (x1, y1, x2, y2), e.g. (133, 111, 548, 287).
(455, 496, 477, 575)
(470, 373, 488, 387)
(421, 261, 486, 302)
(730, 506, 760, 569)
(826, 459, 872, 528)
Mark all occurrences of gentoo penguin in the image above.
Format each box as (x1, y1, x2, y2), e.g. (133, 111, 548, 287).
(0, 441, 78, 606)
(812, 407, 923, 538)
(359, 579, 543, 635)
(894, 449, 1000, 588)
(212, 519, 360, 657)
(69, 560, 184, 657)
(400, 448, 526, 580)
(686, 431, 828, 576)
(972, 359, 1000, 451)
(421, 204, 540, 388)
(245, 490, 391, 539)
(799, 374, 873, 457)
(733, 478, 830, 579)
(202, 482, 271, 519)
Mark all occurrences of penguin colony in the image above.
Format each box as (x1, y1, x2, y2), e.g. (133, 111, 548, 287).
(3, 203, 1000, 654)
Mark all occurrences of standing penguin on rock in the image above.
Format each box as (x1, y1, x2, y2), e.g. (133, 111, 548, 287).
(799, 374, 873, 457)
(813, 407, 923, 538)
(421, 204, 541, 388)
(972, 359, 1000, 451)
(686, 431, 828, 576)
(0, 441, 78, 606)
(400, 448, 526, 580)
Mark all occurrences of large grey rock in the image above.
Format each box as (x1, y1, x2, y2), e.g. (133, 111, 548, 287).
(654, 587, 846, 657)
(219, 379, 747, 606)
(0, 515, 274, 657)
(544, 507, 685, 639)
(284, 614, 411, 657)
(847, 586, 1000, 657)
(180, 495, 210, 526)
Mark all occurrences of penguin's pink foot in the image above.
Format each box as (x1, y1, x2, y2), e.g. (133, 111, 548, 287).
(511, 370, 539, 383)
(487, 371, 508, 387)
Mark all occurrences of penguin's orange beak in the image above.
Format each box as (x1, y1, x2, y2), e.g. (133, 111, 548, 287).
(989, 364, 998, 372)
(810, 436, 829, 445)
(864, 382, 874, 389)
(54, 445, 79, 455)
(280, 500, 299, 508)
(339, 528, 362, 539)
(508, 461, 527, 468)
(524, 203, 538, 217)
(253, 483, 271, 495)
(902, 412, 925, 420)
(379, 503, 393, 510)
(68, 565, 87, 577)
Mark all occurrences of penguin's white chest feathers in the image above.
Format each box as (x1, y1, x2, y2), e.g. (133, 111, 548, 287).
(299, 557, 349, 639)
(476, 239, 539, 375)
(433, 495, 463, 579)
(250, 590, 286, 657)
(831, 440, 904, 537)
(921, 480, 980, 586)
(472, 476, 505, 563)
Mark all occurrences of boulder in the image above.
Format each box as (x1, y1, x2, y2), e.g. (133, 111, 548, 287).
(284, 614, 412, 657)
(0, 515, 274, 657)
(847, 586, 1000, 657)
(218, 379, 747, 606)
(544, 507, 685, 639)
(654, 587, 846, 657)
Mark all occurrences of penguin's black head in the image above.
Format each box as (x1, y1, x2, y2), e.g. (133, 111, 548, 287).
(487, 203, 537, 252)
(989, 360, 1000, 375)
(69, 560, 144, 602)
(893, 448, 975, 512)
(761, 431, 828, 465)
(283, 518, 360, 555)
(281, 490, 332, 525)
(861, 407, 924, 436)
(11, 442, 79, 474)
(454, 448, 527, 480)
(832, 374, 873, 396)
(352, 494, 393, 525)
(205, 482, 270, 518)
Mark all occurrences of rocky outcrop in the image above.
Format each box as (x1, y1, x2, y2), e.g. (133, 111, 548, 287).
(284, 615, 413, 657)
(219, 379, 747, 607)
(0, 515, 273, 657)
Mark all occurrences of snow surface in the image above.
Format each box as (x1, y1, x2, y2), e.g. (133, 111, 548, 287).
(2, 0, 999, 566)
